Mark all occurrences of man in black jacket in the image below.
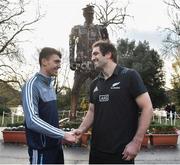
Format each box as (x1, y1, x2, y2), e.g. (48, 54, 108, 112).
(74, 40, 153, 164)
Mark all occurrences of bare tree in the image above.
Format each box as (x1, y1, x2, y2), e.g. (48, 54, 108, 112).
(0, 63, 28, 89)
(0, 0, 43, 89)
(163, 0, 180, 57)
(92, 0, 130, 33)
(0, 0, 42, 60)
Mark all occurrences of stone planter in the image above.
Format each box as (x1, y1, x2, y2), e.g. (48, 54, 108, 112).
(2, 130, 27, 144)
(141, 134, 150, 147)
(81, 132, 91, 147)
(150, 133, 179, 146)
(148, 123, 179, 146)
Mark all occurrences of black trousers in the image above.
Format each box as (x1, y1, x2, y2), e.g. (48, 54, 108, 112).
(28, 144, 64, 164)
(89, 149, 134, 164)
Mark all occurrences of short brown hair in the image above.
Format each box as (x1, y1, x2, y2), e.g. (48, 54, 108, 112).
(92, 40, 117, 63)
(39, 47, 62, 66)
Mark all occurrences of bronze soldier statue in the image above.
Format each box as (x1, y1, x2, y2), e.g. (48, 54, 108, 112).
(69, 5, 109, 119)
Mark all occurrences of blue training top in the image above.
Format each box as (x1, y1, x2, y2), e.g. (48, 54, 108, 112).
(22, 72, 65, 149)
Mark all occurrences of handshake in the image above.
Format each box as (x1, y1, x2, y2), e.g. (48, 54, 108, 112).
(63, 128, 83, 144)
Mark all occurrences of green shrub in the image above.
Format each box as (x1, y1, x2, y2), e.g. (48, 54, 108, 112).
(3, 122, 25, 131)
(149, 123, 176, 134)
(4, 125, 25, 131)
(7, 122, 24, 127)
(61, 120, 81, 130)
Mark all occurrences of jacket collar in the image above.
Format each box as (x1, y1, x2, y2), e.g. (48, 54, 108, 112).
(37, 72, 54, 86)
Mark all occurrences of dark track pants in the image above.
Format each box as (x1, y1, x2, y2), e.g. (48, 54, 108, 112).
(28, 144, 64, 164)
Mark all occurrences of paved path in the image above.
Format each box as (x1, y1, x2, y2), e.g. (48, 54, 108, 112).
(0, 127, 180, 164)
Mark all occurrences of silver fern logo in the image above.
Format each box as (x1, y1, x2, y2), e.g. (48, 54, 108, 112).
(110, 82, 120, 89)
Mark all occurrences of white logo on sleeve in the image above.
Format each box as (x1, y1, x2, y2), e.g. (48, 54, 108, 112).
(99, 94, 109, 102)
(110, 82, 120, 89)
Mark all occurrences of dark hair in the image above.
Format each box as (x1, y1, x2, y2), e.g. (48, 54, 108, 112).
(92, 40, 117, 63)
(39, 47, 62, 66)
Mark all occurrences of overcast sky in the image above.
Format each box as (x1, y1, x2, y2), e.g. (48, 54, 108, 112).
(21, 0, 173, 88)
(25, 0, 171, 50)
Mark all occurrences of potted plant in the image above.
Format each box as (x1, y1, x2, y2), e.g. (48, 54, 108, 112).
(149, 123, 179, 146)
(2, 123, 26, 144)
(141, 133, 150, 147)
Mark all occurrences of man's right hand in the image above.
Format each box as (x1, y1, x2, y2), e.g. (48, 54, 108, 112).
(63, 132, 77, 143)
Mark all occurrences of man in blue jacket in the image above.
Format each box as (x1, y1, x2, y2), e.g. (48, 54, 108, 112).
(22, 47, 76, 164)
